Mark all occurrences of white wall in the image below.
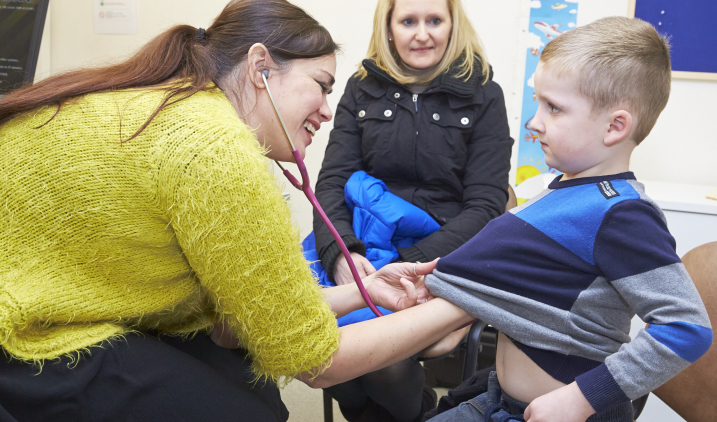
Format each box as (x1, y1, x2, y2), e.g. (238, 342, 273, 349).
(31, 1, 714, 421)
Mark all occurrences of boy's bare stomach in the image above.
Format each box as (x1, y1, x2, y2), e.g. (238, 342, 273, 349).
(495, 332, 566, 403)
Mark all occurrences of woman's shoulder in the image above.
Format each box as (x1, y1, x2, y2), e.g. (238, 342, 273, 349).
(343, 70, 393, 103)
(70, 86, 247, 136)
(477, 71, 507, 105)
(157, 89, 254, 142)
(144, 89, 264, 173)
(439, 63, 507, 109)
(344, 69, 377, 91)
(165, 89, 242, 125)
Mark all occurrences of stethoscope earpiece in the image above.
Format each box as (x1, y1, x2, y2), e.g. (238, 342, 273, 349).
(261, 69, 270, 79)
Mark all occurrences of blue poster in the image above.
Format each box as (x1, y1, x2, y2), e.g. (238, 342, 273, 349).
(516, 1, 579, 186)
(634, 0, 717, 74)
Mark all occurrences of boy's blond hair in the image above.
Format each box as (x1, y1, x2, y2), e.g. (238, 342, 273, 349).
(357, 0, 490, 85)
(540, 16, 671, 144)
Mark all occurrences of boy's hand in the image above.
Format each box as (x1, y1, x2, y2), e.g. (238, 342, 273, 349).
(524, 382, 595, 422)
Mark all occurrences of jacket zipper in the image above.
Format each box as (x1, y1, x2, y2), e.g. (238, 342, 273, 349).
(412, 94, 419, 135)
(413, 93, 419, 181)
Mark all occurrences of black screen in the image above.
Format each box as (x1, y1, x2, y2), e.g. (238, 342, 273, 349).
(0, 0, 49, 94)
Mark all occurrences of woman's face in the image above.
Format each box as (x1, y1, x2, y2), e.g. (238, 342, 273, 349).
(389, 0, 452, 70)
(255, 54, 336, 162)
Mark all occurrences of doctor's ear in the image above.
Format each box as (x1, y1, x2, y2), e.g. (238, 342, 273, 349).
(604, 109, 633, 147)
(247, 43, 274, 89)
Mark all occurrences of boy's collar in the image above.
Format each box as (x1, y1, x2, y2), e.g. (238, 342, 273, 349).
(548, 172, 635, 190)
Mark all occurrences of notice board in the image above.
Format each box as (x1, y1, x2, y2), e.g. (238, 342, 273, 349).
(0, 0, 49, 94)
(629, 0, 717, 81)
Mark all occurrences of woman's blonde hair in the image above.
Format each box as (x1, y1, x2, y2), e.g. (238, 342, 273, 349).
(357, 0, 489, 85)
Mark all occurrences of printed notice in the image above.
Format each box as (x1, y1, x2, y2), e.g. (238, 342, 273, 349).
(94, 0, 137, 34)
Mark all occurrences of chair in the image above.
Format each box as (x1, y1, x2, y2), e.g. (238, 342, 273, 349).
(420, 320, 497, 388)
(650, 242, 717, 422)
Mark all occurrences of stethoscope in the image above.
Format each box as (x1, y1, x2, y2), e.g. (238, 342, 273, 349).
(261, 70, 384, 318)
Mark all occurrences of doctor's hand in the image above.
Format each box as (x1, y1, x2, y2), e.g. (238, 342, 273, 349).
(334, 252, 376, 286)
(364, 260, 437, 312)
(523, 382, 595, 422)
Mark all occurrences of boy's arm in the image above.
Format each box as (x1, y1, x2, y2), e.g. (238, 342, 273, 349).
(575, 200, 712, 414)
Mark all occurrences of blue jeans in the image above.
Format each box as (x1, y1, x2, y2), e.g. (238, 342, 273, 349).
(428, 372, 633, 422)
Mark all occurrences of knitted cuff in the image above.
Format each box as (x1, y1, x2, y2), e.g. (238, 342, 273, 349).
(321, 235, 366, 283)
(575, 363, 631, 414)
(397, 245, 428, 263)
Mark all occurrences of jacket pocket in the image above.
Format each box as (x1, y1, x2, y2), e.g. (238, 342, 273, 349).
(428, 108, 475, 131)
(357, 102, 397, 152)
(424, 107, 475, 159)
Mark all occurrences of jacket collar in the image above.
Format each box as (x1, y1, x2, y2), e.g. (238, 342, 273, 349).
(360, 58, 491, 102)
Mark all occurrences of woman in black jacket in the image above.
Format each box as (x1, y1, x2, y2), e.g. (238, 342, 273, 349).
(313, 0, 513, 420)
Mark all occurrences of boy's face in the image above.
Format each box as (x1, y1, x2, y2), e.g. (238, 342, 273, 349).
(530, 63, 619, 179)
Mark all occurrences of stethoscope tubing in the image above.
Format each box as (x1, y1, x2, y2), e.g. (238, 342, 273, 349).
(262, 72, 384, 318)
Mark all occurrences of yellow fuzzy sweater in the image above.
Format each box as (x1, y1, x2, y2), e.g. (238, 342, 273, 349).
(0, 87, 339, 380)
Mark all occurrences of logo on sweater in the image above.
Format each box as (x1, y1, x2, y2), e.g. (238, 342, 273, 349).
(597, 181, 620, 199)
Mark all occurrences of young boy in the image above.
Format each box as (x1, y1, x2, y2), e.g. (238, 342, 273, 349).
(425, 17, 712, 422)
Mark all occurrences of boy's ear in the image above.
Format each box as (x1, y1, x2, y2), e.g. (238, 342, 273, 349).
(604, 110, 633, 147)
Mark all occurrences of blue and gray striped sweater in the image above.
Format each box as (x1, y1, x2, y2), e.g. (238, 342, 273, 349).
(425, 172, 712, 413)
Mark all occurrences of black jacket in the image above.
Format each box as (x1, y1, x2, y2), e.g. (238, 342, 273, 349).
(314, 59, 513, 281)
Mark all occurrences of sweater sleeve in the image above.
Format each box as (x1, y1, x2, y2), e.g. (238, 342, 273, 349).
(157, 116, 340, 380)
(576, 200, 712, 413)
(314, 75, 367, 280)
(407, 80, 512, 262)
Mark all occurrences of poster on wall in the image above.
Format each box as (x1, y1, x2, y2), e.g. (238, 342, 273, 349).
(94, 0, 137, 34)
(629, 0, 717, 81)
(515, 0, 579, 198)
(0, 0, 49, 95)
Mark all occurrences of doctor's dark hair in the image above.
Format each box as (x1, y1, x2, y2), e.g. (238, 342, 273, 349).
(0, 0, 338, 140)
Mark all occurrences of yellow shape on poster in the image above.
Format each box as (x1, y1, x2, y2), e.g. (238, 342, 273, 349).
(516, 165, 541, 186)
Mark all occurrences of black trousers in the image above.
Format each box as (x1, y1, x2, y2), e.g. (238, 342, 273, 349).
(0, 333, 288, 422)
